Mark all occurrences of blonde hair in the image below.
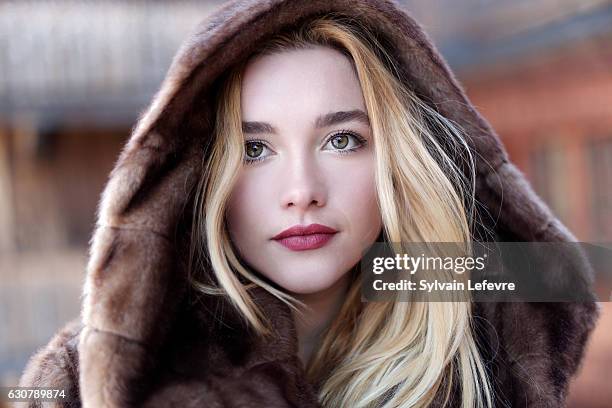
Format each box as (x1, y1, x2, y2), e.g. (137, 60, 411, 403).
(190, 14, 493, 408)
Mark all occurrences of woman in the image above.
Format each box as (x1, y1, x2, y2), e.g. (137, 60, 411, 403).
(19, 1, 598, 407)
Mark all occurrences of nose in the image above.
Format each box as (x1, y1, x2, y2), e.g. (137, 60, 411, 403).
(279, 156, 327, 212)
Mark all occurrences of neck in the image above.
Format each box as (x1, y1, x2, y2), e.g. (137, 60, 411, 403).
(290, 272, 351, 368)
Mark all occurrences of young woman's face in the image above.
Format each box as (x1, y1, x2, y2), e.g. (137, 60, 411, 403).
(226, 45, 382, 295)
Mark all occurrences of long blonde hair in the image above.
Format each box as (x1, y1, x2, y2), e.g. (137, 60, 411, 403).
(190, 14, 493, 408)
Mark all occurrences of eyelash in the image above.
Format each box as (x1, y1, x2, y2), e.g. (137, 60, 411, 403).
(243, 129, 368, 165)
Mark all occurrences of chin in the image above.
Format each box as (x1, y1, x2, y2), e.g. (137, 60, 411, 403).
(284, 284, 327, 295)
(276, 273, 345, 295)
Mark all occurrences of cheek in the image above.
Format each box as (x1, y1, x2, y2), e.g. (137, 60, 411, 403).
(328, 157, 381, 236)
(226, 173, 270, 241)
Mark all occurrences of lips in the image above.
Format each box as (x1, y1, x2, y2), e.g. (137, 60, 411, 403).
(272, 223, 338, 251)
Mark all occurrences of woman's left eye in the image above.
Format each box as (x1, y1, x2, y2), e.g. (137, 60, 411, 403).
(323, 131, 367, 153)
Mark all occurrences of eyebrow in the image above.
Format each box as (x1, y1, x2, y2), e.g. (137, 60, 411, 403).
(241, 109, 370, 134)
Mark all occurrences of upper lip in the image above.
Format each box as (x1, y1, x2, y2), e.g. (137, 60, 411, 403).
(272, 223, 338, 240)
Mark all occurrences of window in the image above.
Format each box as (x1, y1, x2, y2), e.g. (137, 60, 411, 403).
(588, 137, 612, 242)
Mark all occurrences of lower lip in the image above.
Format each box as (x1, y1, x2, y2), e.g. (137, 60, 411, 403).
(275, 233, 337, 251)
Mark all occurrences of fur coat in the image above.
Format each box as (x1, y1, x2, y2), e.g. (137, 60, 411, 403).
(18, 0, 599, 406)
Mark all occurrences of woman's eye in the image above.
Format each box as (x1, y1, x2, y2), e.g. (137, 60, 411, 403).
(323, 131, 366, 152)
(244, 141, 271, 163)
(245, 141, 264, 158)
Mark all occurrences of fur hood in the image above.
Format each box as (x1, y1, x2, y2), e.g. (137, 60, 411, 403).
(19, 0, 599, 406)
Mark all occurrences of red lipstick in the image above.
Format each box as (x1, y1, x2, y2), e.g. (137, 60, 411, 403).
(272, 223, 338, 251)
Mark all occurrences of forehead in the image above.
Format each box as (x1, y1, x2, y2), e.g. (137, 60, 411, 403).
(240, 46, 366, 122)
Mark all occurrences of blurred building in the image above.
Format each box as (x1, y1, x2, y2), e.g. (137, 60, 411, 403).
(455, 3, 612, 243)
(0, 0, 223, 388)
(0, 1, 610, 406)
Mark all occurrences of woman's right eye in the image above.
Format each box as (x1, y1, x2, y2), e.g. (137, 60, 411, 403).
(244, 140, 271, 164)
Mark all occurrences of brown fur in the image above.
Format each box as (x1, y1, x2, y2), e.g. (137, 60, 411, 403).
(19, 0, 599, 406)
